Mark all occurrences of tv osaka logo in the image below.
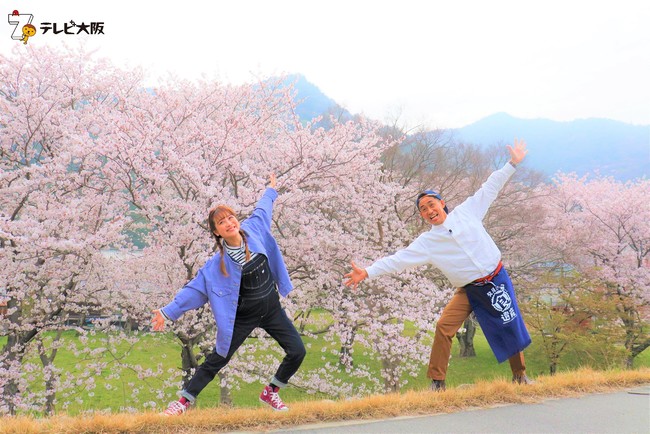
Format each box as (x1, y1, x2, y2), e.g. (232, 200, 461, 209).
(8, 10, 35, 44)
(8, 9, 105, 45)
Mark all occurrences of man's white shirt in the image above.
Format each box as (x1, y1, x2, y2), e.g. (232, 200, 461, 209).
(366, 162, 516, 287)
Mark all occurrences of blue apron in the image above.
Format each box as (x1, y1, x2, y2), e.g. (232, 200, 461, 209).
(465, 267, 531, 363)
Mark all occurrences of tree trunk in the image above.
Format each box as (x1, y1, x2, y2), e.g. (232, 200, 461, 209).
(339, 326, 357, 367)
(180, 341, 200, 390)
(218, 372, 232, 406)
(296, 309, 312, 334)
(125, 318, 136, 332)
(455, 316, 477, 357)
(2, 299, 39, 415)
(2, 359, 21, 415)
(380, 357, 400, 393)
(38, 331, 63, 416)
(624, 355, 634, 369)
(548, 338, 561, 375)
(1, 339, 25, 415)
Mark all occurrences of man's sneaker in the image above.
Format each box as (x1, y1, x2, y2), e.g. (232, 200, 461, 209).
(431, 379, 446, 392)
(512, 374, 535, 385)
(162, 399, 191, 416)
(259, 385, 289, 411)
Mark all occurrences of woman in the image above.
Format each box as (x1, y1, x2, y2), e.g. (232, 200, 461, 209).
(152, 174, 306, 414)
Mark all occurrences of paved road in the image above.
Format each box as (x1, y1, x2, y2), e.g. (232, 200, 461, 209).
(273, 385, 649, 434)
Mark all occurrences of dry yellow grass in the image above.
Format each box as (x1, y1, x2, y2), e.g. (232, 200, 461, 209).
(2, 368, 649, 434)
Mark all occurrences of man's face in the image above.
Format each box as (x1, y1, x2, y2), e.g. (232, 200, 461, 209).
(418, 196, 447, 225)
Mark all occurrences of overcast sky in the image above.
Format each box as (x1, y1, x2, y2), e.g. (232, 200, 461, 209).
(3, 0, 649, 128)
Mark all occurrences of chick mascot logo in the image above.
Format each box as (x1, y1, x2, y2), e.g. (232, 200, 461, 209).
(21, 23, 36, 44)
(8, 10, 36, 44)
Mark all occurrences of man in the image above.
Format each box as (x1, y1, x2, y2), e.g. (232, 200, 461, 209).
(344, 139, 532, 391)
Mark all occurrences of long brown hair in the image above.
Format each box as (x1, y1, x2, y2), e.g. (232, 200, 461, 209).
(208, 205, 251, 276)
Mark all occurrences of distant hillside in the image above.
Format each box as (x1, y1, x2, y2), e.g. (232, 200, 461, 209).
(283, 74, 351, 122)
(281, 76, 649, 180)
(453, 113, 649, 180)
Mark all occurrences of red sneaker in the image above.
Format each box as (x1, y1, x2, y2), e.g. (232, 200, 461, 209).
(259, 385, 289, 411)
(162, 399, 191, 416)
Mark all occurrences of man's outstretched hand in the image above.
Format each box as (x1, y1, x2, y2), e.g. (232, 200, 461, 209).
(344, 261, 368, 290)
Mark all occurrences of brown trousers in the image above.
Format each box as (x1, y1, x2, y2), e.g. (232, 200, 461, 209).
(428, 287, 526, 380)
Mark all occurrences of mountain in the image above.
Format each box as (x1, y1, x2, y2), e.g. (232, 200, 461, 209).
(452, 113, 649, 180)
(283, 74, 351, 122)
(283, 75, 648, 181)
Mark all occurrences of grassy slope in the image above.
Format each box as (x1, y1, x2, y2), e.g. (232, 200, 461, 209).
(2, 368, 649, 434)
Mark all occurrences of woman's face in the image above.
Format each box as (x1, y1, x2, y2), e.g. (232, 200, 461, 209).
(213, 213, 241, 241)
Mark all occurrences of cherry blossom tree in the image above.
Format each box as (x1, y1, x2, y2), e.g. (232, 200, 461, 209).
(538, 174, 650, 367)
(105, 73, 445, 394)
(2, 45, 441, 411)
(0, 46, 142, 414)
(7, 45, 645, 416)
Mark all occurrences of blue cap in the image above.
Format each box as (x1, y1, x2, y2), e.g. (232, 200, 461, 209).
(416, 190, 449, 214)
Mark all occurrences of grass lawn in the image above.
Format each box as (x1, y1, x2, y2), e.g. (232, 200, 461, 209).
(1, 325, 648, 415)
